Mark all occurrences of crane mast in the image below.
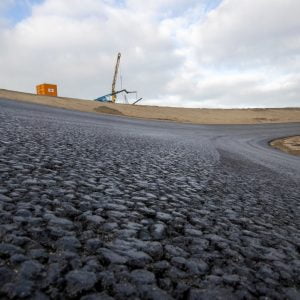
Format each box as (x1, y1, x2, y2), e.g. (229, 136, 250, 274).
(111, 53, 121, 103)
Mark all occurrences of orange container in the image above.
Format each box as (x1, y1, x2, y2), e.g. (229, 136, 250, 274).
(36, 83, 58, 97)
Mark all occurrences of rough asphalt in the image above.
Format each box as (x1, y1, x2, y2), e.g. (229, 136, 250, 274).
(0, 99, 299, 300)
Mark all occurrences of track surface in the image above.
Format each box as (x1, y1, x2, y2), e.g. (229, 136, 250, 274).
(0, 99, 299, 299)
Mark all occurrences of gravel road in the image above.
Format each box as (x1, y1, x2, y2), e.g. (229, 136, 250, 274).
(0, 99, 299, 299)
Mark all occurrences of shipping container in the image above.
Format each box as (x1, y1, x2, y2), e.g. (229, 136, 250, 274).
(36, 83, 58, 97)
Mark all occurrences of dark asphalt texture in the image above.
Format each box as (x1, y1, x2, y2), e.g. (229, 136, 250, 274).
(0, 99, 299, 300)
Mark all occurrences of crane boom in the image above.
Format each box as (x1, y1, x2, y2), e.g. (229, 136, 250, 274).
(132, 98, 143, 105)
(95, 89, 136, 102)
(111, 53, 121, 103)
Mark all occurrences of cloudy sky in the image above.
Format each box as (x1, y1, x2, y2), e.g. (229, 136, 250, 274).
(0, 0, 299, 108)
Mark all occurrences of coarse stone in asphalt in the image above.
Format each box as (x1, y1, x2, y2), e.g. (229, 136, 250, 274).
(130, 269, 156, 285)
(98, 248, 128, 265)
(19, 260, 43, 279)
(0, 99, 299, 299)
(151, 223, 167, 240)
(65, 270, 97, 296)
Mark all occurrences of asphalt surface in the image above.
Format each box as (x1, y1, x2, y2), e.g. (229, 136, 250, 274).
(0, 98, 299, 300)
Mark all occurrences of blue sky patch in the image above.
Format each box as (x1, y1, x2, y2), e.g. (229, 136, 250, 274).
(204, 0, 222, 12)
(3, 0, 44, 24)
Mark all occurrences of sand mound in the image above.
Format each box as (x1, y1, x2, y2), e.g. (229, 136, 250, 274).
(1, 89, 300, 125)
(270, 136, 300, 156)
(94, 106, 123, 115)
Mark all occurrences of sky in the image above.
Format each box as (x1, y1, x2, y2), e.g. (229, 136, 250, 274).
(0, 0, 299, 108)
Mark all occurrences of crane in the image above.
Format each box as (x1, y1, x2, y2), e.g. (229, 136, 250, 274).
(111, 52, 121, 103)
(94, 52, 143, 104)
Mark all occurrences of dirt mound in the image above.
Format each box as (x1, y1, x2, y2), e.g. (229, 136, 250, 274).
(270, 136, 300, 156)
(94, 106, 123, 115)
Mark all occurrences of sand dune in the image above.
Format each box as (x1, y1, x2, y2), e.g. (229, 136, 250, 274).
(1, 88, 300, 125)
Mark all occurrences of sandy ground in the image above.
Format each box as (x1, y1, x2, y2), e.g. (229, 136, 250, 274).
(1, 89, 300, 125)
(270, 136, 300, 156)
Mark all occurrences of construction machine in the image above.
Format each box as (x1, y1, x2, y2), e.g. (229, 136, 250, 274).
(95, 53, 142, 104)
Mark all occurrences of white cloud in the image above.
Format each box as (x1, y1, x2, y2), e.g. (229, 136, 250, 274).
(0, 0, 13, 25)
(0, 0, 299, 108)
(187, 0, 300, 66)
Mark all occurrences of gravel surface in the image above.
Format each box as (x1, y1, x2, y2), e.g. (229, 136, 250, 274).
(0, 99, 300, 299)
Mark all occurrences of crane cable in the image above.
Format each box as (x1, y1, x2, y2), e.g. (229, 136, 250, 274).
(118, 57, 138, 104)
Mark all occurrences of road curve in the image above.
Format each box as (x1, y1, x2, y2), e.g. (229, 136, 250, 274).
(0, 98, 299, 299)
